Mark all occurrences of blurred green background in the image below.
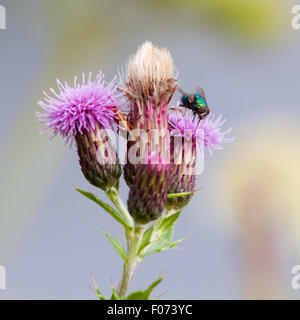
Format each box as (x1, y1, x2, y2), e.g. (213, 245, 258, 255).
(0, 0, 300, 299)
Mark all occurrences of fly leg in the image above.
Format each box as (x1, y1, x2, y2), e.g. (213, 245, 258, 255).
(193, 112, 197, 122)
(178, 105, 186, 116)
(203, 108, 210, 119)
(170, 107, 183, 112)
(198, 107, 210, 121)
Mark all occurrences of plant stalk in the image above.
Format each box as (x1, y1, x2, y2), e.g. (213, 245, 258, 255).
(117, 225, 145, 298)
(106, 187, 134, 228)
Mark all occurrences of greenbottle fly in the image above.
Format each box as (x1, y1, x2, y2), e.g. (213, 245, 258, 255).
(177, 86, 210, 121)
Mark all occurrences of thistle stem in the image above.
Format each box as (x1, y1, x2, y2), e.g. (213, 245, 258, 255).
(106, 187, 134, 228)
(117, 225, 145, 298)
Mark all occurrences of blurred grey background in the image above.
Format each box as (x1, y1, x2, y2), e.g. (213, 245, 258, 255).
(1, 0, 300, 299)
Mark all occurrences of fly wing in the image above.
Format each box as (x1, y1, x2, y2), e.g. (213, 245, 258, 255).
(193, 86, 207, 99)
(177, 86, 190, 96)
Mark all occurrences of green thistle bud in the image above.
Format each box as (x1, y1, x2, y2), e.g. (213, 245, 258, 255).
(167, 164, 196, 211)
(166, 133, 197, 211)
(75, 127, 121, 191)
(127, 163, 170, 224)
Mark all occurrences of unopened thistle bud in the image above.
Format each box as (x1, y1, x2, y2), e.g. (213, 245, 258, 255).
(122, 41, 177, 224)
(167, 136, 197, 211)
(167, 110, 233, 211)
(127, 159, 170, 224)
(75, 125, 121, 191)
(37, 72, 122, 191)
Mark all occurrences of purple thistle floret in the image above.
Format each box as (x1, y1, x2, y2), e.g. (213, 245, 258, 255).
(37, 72, 121, 144)
(37, 71, 122, 191)
(168, 110, 233, 155)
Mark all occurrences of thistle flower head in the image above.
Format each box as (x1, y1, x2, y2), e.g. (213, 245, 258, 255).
(167, 110, 233, 210)
(127, 41, 174, 82)
(37, 72, 121, 144)
(168, 110, 233, 155)
(37, 72, 122, 191)
(121, 41, 177, 131)
(124, 41, 175, 106)
(123, 41, 177, 224)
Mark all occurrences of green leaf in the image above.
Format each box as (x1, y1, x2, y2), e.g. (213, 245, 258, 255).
(157, 211, 181, 235)
(125, 276, 164, 300)
(95, 288, 106, 300)
(91, 276, 107, 300)
(124, 290, 145, 300)
(74, 187, 128, 229)
(139, 212, 181, 257)
(139, 211, 183, 257)
(168, 239, 184, 249)
(141, 225, 174, 257)
(110, 286, 121, 300)
(104, 230, 127, 262)
(143, 276, 164, 298)
(138, 225, 154, 254)
(167, 191, 194, 198)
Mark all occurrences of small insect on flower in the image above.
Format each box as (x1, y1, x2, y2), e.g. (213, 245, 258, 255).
(175, 86, 210, 122)
(169, 110, 234, 156)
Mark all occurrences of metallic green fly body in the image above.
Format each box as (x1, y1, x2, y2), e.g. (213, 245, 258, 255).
(177, 86, 210, 121)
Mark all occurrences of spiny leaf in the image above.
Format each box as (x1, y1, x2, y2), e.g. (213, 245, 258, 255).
(157, 211, 181, 235)
(125, 276, 164, 300)
(141, 226, 174, 257)
(95, 288, 106, 300)
(91, 275, 107, 300)
(74, 187, 128, 229)
(110, 286, 121, 300)
(143, 276, 164, 298)
(138, 225, 154, 254)
(167, 191, 194, 198)
(140, 212, 184, 256)
(124, 290, 145, 300)
(167, 233, 191, 249)
(168, 239, 184, 249)
(104, 230, 127, 262)
(167, 188, 202, 199)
